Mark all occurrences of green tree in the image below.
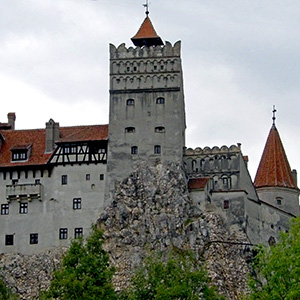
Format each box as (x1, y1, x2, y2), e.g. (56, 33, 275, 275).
(40, 225, 116, 300)
(119, 249, 224, 300)
(0, 278, 19, 300)
(248, 217, 300, 300)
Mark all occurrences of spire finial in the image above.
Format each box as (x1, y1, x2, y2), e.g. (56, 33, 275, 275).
(272, 105, 277, 126)
(143, 0, 149, 16)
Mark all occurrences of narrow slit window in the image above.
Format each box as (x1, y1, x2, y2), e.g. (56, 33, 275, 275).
(131, 146, 138, 155)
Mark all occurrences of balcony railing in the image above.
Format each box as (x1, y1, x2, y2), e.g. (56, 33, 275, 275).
(6, 183, 42, 202)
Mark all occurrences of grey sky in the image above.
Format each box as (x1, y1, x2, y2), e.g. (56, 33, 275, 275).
(0, 0, 299, 180)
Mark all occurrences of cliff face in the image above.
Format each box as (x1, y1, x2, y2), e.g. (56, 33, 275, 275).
(99, 162, 251, 299)
(0, 162, 251, 299)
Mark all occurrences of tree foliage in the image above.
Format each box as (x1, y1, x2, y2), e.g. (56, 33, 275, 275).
(0, 278, 19, 300)
(119, 249, 224, 300)
(40, 225, 116, 300)
(248, 217, 300, 300)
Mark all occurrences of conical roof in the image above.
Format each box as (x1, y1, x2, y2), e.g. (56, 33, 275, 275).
(254, 125, 297, 189)
(131, 15, 163, 47)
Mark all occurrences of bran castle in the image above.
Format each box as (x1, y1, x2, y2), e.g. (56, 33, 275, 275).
(0, 13, 299, 255)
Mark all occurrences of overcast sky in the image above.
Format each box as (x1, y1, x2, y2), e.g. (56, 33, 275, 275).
(0, 0, 299, 180)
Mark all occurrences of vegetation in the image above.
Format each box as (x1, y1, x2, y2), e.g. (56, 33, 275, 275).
(119, 249, 224, 300)
(0, 278, 19, 300)
(40, 225, 116, 300)
(248, 217, 300, 300)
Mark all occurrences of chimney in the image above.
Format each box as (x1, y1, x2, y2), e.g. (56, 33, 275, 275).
(7, 113, 16, 130)
(292, 169, 298, 188)
(45, 119, 60, 153)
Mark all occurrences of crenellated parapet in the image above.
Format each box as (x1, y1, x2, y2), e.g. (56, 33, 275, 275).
(109, 41, 181, 59)
(184, 144, 241, 156)
(183, 144, 244, 191)
(109, 41, 182, 93)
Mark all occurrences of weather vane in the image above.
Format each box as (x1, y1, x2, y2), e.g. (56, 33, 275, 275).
(272, 105, 277, 126)
(143, 0, 149, 15)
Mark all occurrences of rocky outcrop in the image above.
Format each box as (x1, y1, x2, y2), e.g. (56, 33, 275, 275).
(0, 162, 251, 299)
(99, 162, 251, 299)
(0, 247, 65, 300)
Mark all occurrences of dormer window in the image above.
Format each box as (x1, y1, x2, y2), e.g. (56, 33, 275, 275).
(11, 144, 31, 162)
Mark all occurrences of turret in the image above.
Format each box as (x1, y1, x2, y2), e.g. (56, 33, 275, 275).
(254, 108, 299, 215)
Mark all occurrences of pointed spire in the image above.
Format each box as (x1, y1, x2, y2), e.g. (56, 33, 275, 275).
(131, 6, 163, 47)
(254, 121, 297, 189)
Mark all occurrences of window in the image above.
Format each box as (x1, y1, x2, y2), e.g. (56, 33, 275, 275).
(30, 233, 38, 244)
(131, 146, 138, 155)
(5, 235, 14, 246)
(1, 204, 9, 215)
(62, 175, 67, 185)
(75, 228, 83, 239)
(125, 127, 135, 133)
(20, 203, 28, 214)
(12, 179, 18, 185)
(73, 198, 81, 210)
(59, 228, 68, 240)
(100, 174, 104, 181)
(154, 145, 161, 154)
(126, 99, 135, 106)
(223, 200, 229, 209)
(156, 97, 165, 104)
(71, 146, 77, 153)
(86, 174, 90, 181)
(12, 151, 27, 161)
(35, 179, 40, 184)
(155, 126, 165, 133)
(276, 197, 282, 205)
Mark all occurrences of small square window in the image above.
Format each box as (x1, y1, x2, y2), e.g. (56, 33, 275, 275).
(62, 175, 68, 185)
(156, 97, 165, 104)
(100, 174, 104, 181)
(131, 146, 138, 155)
(223, 200, 229, 209)
(59, 228, 68, 240)
(154, 145, 161, 154)
(5, 235, 14, 246)
(74, 228, 83, 239)
(1, 204, 9, 215)
(73, 198, 81, 210)
(30, 233, 38, 244)
(86, 174, 90, 181)
(20, 203, 28, 214)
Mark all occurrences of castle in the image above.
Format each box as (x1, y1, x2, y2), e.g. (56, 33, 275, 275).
(0, 12, 298, 255)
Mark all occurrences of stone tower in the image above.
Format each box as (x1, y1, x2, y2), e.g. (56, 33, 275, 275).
(254, 113, 299, 216)
(105, 12, 186, 202)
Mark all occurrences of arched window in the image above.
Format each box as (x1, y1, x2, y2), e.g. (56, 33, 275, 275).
(125, 127, 135, 133)
(156, 97, 165, 104)
(126, 99, 135, 106)
(154, 126, 165, 133)
(154, 145, 161, 154)
(276, 197, 283, 205)
(131, 146, 138, 155)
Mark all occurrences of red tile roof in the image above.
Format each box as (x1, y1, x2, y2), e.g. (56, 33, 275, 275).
(254, 125, 297, 189)
(188, 177, 210, 190)
(131, 16, 163, 47)
(0, 125, 108, 167)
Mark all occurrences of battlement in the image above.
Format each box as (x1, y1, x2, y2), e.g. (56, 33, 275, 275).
(184, 144, 241, 156)
(109, 41, 181, 60)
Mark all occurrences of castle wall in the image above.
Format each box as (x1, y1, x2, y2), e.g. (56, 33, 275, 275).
(0, 164, 106, 254)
